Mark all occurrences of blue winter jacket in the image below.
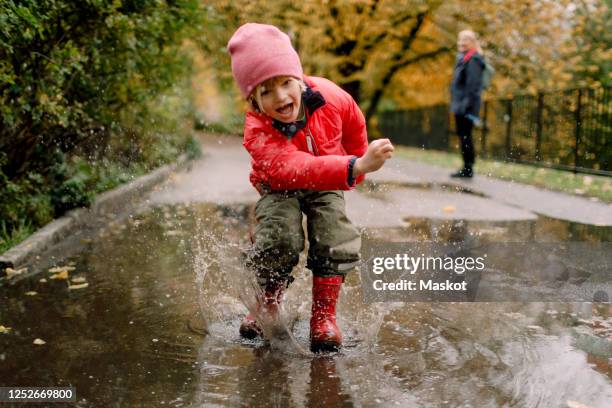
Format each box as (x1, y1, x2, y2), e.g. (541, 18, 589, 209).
(450, 51, 485, 117)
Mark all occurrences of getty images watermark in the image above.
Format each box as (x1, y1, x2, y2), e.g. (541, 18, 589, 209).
(360, 242, 612, 303)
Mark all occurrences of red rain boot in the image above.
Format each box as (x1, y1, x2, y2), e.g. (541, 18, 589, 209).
(310, 276, 343, 352)
(239, 280, 286, 339)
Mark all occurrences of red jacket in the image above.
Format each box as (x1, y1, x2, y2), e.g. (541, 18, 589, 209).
(243, 76, 368, 193)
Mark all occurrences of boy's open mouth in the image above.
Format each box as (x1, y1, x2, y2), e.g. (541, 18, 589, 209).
(276, 103, 293, 116)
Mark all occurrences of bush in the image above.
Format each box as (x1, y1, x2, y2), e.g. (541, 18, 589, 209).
(0, 1, 204, 249)
(1, 0, 201, 170)
(185, 134, 203, 159)
(0, 152, 54, 231)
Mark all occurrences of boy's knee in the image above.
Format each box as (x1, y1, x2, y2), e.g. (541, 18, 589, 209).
(246, 238, 303, 282)
(307, 223, 361, 278)
(262, 239, 303, 263)
(258, 227, 304, 258)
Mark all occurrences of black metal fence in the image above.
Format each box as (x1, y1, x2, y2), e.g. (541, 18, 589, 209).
(377, 86, 611, 176)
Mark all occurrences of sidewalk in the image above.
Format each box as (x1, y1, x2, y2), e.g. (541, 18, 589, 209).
(371, 158, 612, 226)
(150, 135, 612, 227)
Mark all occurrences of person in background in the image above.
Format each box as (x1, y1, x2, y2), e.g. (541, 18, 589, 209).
(450, 29, 485, 178)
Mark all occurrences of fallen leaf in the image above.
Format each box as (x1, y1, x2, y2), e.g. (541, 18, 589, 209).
(48, 266, 75, 274)
(443, 205, 456, 213)
(39, 278, 47, 283)
(567, 400, 590, 408)
(0, 325, 12, 334)
(5, 267, 27, 278)
(50, 270, 69, 280)
(71, 276, 87, 284)
(68, 283, 89, 290)
(25, 291, 37, 296)
(33, 338, 46, 345)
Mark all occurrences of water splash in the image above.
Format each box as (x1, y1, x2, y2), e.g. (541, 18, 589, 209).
(191, 207, 310, 355)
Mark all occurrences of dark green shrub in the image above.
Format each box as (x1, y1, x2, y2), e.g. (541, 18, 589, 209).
(50, 177, 91, 216)
(185, 134, 203, 159)
(0, 0, 204, 248)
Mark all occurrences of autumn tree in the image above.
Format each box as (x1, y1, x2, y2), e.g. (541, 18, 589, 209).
(200, 0, 454, 123)
(198, 0, 605, 123)
(567, 0, 611, 88)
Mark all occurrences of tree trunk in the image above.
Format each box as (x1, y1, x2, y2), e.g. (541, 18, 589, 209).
(339, 80, 361, 104)
(365, 46, 450, 128)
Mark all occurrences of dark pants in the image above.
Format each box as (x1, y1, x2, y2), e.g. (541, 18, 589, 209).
(455, 114, 475, 169)
(245, 190, 361, 286)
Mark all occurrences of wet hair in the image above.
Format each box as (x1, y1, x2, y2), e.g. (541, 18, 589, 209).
(249, 76, 306, 113)
(458, 29, 483, 54)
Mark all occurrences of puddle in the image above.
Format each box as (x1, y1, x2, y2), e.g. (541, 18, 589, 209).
(371, 216, 612, 243)
(349, 181, 539, 226)
(358, 179, 487, 198)
(1, 202, 611, 407)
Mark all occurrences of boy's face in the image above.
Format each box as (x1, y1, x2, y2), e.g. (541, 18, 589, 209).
(259, 77, 302, 123)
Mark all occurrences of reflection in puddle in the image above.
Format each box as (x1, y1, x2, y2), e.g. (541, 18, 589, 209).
(0, 202, 611, 407)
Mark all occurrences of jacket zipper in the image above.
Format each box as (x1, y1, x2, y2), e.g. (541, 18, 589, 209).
(305, 125, 319, 156)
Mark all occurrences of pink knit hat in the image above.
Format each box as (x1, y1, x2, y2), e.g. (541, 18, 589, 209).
(228, 23, 304, 98)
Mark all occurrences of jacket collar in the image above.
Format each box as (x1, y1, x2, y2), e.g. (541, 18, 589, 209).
(272, 85, 326, 139)
(462, 48, 477, 63)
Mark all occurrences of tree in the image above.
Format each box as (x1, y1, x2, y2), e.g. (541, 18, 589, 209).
(0, 0, 201, 178)
(198, 0, 604, 125)
(567, 0, 611, 88)
(0, 0, 202, 236)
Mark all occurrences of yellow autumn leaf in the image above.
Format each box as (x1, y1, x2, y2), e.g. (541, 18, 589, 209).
(68, 282, 89, 290)
(50, 270, 69, 280)
(25, 291, 37, 296)
(443, 205, 456, 213)
(48, 266, 76, 273)
(567, 400, 590, 408)
(5, 267, 27, 278)
(33, 338, 46, 345)
(0, 325, 12, 334)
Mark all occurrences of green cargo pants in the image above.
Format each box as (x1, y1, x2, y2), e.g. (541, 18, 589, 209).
(245, 190, 361, 285)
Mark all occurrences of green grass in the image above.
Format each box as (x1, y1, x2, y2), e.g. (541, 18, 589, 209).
(394, 146, 612, 202)
(0, 220, 35, 254)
